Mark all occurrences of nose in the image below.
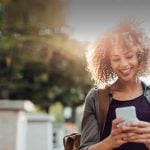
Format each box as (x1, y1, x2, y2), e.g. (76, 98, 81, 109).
(120, 58, 129, 68)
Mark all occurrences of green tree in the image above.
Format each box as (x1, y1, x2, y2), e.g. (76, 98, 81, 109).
(0, 0, 93, 112)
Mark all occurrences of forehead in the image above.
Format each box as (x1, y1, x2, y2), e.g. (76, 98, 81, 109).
(109, 48, 136, 57)
(106, 34, 137, 57)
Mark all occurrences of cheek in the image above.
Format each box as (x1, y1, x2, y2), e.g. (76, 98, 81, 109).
(132, 58, 140, 67)
(110, 60, 117, 67)
(110, 62, 118, 72)
(133, 54, 139, 64)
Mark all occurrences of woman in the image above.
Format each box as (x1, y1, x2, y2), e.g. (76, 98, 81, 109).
(79, 20, 150, 150)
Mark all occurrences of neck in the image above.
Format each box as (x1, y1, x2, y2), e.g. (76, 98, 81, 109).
(116, 78, 141, 92)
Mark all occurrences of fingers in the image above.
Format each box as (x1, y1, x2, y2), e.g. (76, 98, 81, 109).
(111, 118, 126, 136)
(132, 127, 150, 134)
(127, 121, 150, 134)
(110, 120, 150, 147)
(112, 118, 125, 129)
(128, 120, 150, 128)
(121, 125, 137, 132)
(128, 133, 150, 141)
(109, 118, 128, 148)
(128, 137, 150, 144)
(127, 121, 150, 144)
(108, 132, 128, 148)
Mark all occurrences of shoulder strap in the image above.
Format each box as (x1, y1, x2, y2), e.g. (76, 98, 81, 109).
(99, 88, 110, 138)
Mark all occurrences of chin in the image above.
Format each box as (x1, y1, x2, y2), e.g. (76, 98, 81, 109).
(120, 78, 134, 82)
(118, 74, 136, 82)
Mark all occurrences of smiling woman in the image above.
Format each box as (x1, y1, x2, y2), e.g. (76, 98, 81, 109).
(79, 20, 150, 150)
(86, 20, 150, 84)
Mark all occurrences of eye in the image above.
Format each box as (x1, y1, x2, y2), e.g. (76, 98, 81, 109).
(111, 58, 120, 62)
(126, 55, 134, 59)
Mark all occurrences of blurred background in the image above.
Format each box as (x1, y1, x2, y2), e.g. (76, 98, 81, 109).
(0, 0, 92, 149)
(0, 0, 150, 150)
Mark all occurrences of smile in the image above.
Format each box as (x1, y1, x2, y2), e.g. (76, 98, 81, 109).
(119, 68, 131, 75)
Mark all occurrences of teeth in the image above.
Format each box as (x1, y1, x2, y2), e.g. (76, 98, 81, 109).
(120, 69, 130, 73)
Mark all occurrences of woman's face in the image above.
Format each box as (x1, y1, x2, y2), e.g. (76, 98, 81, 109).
(109, 48, 139, 82)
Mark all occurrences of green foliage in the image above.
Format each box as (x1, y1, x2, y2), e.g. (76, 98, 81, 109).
(50, 102, 64, 124)
(0, 0, 93, 111)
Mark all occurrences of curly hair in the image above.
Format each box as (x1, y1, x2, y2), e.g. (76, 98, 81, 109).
(86, 20, 150, 84)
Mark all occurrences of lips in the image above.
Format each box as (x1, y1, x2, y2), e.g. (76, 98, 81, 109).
(119, 68, 131, 75)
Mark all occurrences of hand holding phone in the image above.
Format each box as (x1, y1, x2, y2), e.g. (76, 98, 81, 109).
(115, 106, 138, 127)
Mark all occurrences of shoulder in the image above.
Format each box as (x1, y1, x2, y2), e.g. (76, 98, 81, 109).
(147, 85, 150, 89)
(141, 80, 150, 91)
(141, 80, 150, 103)
(85, 86, 110, 105)
(85, 87, 98, 101)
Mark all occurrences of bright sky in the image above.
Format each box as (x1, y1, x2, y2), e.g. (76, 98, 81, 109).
(67, 0, 150, 43)
(66, 0, 150, 84)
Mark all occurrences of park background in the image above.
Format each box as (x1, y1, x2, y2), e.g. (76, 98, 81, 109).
(0, 0, 150, 150)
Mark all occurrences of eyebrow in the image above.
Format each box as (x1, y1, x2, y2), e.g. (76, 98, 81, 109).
(124, 51, 134, 55)
(110, 51, 134, 57)
(110, 55, 120, 57)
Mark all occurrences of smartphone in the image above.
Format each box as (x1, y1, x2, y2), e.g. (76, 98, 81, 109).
(115, 106, 138, 127)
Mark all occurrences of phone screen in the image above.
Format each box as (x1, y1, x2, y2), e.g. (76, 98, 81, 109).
(115, 106, 138, 126)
